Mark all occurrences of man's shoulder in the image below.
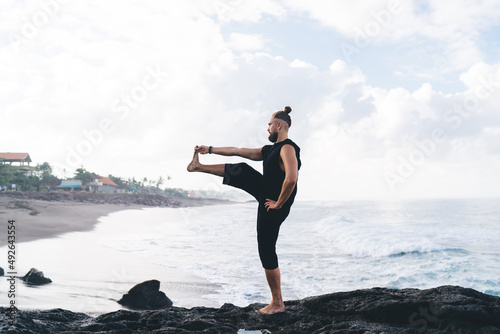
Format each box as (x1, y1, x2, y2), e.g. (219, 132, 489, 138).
(282, 139, 300, 151)
(281, 139, 301, 169)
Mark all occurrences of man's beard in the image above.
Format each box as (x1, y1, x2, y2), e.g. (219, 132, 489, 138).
(268, 132, 278, 143)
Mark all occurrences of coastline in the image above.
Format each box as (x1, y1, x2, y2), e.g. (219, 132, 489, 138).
(0, 192, 234, 314)
(0, 194, 499, 332)
(0, 191, 233, 246)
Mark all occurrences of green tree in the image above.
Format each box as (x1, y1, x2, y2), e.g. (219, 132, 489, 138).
(12, 170, 30, 191)
(127, 177, 140, 192)
(163, 187, 188, 197)
(74, 167, 93, 187)
(36, 162, 56, 191)
(108, 174, 127, 190)
(142, 177, 148, 192)
(156, 176, 164, 190)
(36, 162, 52, 178)
(0, 159, 13, 186)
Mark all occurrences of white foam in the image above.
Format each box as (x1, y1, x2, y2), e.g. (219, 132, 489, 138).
(313, 215, 444, 258)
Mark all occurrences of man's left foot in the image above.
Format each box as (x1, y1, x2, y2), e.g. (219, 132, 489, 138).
(187, 150, 201, 172)
(255, 303, 285, 315)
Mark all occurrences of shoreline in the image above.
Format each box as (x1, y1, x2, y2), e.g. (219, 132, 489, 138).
(2, 194, 499, 332)
(0, 192, 233, 247)
(0, 192, 233, 314)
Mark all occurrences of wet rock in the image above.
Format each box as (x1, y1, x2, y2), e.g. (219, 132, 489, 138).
(1, 286, 499, 333)
(118, 279, 173, 310)
(22, 268, 52, 285)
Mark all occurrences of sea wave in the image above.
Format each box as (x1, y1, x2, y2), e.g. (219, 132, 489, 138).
(312, 214, 448, 258)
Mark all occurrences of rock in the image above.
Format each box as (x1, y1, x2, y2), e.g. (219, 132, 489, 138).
(118, 279, 173, 310)
(0, 266, 4, 276)
(1, 286, 499, 333)
(0, 190, 230, 208)
(22, 268, 52, 285)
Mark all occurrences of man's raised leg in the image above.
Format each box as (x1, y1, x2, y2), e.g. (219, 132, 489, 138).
(187, 150, 224, 176)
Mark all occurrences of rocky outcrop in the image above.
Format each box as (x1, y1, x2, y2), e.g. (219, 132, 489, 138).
(0, 191, 230, 208)
(21, 268, 52, 285)
(1, 286, 499, 333)
(118, 280, 173, 310)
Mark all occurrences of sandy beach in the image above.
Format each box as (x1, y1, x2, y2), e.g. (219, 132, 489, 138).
(0, 192, 231, 247)
(0, 192, 233, 312)
(0, 198, 140, 247)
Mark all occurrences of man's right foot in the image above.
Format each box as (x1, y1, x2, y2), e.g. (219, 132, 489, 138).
(256, 302, 286, 315)
(187, 150, 201, 172)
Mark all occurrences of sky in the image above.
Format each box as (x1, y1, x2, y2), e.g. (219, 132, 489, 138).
(1, 0, 500, 200)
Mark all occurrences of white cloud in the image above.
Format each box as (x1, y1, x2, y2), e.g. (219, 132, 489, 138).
(304, 61, 500, 199)
(283, 0, 393, 36)
(1, 1, 500, 200)
(228, 32, 265, 51)
(284, 0, 500, 75)
(206, 0, 285, 23)
(289, 58, 316, 70)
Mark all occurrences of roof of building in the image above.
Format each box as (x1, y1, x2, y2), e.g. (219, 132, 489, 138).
(0, 152, 32, 163)
(98, 176, 118, 187)
(59, 180, 82, 188)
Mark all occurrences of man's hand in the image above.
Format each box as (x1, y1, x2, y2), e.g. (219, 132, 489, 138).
(195, 145, 209, 154)
(265, 199, 282, 211)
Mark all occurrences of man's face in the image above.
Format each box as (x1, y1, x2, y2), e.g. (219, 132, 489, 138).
(267, 118, 279, 143)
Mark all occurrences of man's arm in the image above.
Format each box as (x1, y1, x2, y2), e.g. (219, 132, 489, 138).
(264, 144, 298, 211)
(196, 145, 263, 161)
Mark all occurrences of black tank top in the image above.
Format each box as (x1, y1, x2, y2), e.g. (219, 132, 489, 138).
(261, 139, 301, 206)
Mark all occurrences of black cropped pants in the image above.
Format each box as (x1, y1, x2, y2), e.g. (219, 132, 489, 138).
(222, 163, 292, 270)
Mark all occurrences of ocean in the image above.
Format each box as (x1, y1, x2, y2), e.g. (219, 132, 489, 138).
(2, 198, 499, 314)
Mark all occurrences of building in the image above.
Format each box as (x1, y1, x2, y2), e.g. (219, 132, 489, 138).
(58, 180, 82, 191)
(0, 152, 32, 166)
(0, 152, 34, 174)
(89, 175, 118, 193)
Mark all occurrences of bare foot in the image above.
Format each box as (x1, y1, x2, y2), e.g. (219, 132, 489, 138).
(187, 150, 201, 172)
(255, 302, 285, 315)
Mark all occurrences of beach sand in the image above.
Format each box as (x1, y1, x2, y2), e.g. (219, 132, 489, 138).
(0, 193, 231, 247)
(0, 193, 232, 312)
(0, 197, 142, 247)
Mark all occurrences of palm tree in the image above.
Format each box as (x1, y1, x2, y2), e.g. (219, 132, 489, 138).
(156, 176, 164, 191)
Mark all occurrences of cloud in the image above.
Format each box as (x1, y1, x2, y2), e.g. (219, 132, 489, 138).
(284, 0, 500, 75)
(289, 59, 317, 70)
(283, 0, 394, 36)
(228, 32, 265, 51)
(206, 0, 285, 23)
(1, 1, 500, 199)
(300, 60, 500, 199)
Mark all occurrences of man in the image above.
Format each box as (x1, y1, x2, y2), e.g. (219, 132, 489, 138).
(187, 106, 301, 314)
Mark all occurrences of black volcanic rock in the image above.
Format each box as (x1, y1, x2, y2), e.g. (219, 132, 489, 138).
(22, 268, 52, 285)
(0, 190, 230, 208)
(1, 286, 499, 333)
(118, 279, 173, 310)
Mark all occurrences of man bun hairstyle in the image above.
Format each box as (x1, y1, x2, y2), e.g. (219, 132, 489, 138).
(272, 105, 292, 127)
